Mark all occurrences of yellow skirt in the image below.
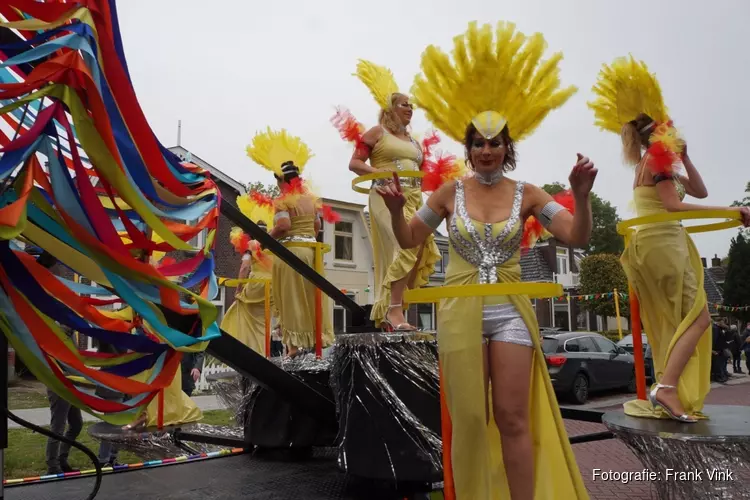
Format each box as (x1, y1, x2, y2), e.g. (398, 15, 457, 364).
(134, 365, 202, 427)
(220, 278, 272, 355)
(620, 224, 712, 418)
(272, 246, 334, 349)
(368, 187, 440, 326)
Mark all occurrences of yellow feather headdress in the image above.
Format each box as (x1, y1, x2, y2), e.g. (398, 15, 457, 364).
(410, 21, 577, 143)
(245, 127, 313, 177)
(587, 55, 669, 134)
(354, 59, 400, 110)
(237, 191, 275, 229)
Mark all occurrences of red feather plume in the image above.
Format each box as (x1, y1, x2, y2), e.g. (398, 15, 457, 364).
(421, 151, 459, 193)
(522, 190, 576, 249)
(645, 142, 678, 176)
(250, 190, 274, 208)
(421, 130, 440, 162)
(321, 204, 341, 223)
(331, 107, 368, 155)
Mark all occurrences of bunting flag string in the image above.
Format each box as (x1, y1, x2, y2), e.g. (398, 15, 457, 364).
(549, 291, 749, 313)
(0, 1, 221, 424)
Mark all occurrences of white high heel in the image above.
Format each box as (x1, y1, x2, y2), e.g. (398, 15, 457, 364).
(648, 383, 698, 423)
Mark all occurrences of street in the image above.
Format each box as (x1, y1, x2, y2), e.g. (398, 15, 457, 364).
(566, 375, 750, 499)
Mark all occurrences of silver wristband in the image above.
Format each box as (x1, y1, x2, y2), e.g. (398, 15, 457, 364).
(274, 211, 290, 222)
(539, 201, 566, 228)
(415, 204, 444, 230)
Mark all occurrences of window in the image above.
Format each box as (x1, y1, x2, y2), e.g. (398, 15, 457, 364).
(334, 221, 353, 261)
(333, 292, 356, 333)
(434, 256, 443, 274)
(565, 336, 597, 353)
(416, 303, 434, 330)
(593, 337, 618, 354)
(541, 337, 559, 354)
(434, 250, 449, 275)
(577, 336, 598, 352)
(211, 287, 226, 325)
(188, 218, 206, 250)
(317, 221, 324, 243)
(556, 247, 568, 275)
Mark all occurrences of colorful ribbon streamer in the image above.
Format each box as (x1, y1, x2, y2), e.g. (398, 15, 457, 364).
(0, 1, 221, 424)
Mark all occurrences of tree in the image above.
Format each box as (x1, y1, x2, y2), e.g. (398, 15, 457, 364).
(578, 253, 630, 318)
(246, 181, 280, 198)
(723, 233, 750, 323)
(542, 182, 624, 255)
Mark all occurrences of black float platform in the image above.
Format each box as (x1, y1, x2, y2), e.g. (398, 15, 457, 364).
(603, 404, 750, 499)
(5, 448, 442, 500)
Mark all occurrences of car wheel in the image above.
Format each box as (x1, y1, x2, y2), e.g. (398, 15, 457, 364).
(570, 373, 589, 404)
(627, 372, 637, 393)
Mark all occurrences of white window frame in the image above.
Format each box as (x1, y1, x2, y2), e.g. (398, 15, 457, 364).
(333, 219, 355, 263)
(211, 286, 226, 325)
(556, 247, 569, 275)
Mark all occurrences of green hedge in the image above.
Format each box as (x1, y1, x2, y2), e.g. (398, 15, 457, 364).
(600, 330, 631, 342)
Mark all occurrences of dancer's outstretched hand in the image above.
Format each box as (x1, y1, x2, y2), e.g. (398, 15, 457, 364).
(375, 172, 406, 214)
(569, 153, 597, 198)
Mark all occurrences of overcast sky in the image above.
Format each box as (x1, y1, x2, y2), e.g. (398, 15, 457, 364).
(116, 0, 749, 261)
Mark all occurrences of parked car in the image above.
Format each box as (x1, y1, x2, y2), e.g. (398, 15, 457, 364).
(617, 333, 653, 382)
(542, 331, 636, 404)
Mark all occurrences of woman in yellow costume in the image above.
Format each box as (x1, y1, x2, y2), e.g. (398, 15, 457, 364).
(246, 128, 334, 357)
(377, 22, 594, 500)
(221, 191, 276, 355)
(588, 56, 750, 422)
(344, 60, 440, 331)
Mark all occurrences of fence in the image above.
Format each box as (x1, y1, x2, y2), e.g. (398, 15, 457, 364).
(196, 362, 234, 392)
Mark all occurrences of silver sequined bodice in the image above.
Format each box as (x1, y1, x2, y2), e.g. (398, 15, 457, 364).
(449, 180, 525, 284)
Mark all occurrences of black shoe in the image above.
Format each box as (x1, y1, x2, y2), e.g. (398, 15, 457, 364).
(60, 462, 79, 473)
(46, 467, 64, 475)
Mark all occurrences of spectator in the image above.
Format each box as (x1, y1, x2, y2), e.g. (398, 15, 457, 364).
(730, 325, 743, 374)
(46, 327, 83, 474)
(95, 339, 123, 467)
(742, 324, 750, 374)
(181, 339, 204, 397)
(711, 319, 730, 382)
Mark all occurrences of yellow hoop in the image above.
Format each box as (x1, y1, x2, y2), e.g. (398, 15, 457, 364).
(617, 210, 742, 236)
(404, 282, 564, 303)
(218, 277, 270, 287)
(351, 171, 424, 194)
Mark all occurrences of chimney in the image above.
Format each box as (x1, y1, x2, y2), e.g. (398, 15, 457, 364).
(701, 257, 707, 268)
(712, 254, 721, 267)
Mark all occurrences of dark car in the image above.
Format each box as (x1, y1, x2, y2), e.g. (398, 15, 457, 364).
(542, 331, 636, 404)
(617, 333, 653, 382)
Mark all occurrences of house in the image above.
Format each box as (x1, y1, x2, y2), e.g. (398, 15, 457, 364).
(170, 146, 374, 332)
(704, 255, 726, 291)
(169, 145, 247, 323)
(701, 256, 725, 316)
(316, 198, 374, 333)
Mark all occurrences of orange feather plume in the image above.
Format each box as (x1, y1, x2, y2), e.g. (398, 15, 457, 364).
(522, 190, 575, 249)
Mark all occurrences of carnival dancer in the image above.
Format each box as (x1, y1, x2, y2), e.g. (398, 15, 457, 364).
(337, 60, 441, 331)
(246, 128, 335, 357)
(221, 191, 276, 355)
(588, 55, 750, 422)
(377, 22, 593, 500)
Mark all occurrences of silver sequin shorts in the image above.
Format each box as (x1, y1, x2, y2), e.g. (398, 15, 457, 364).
(482, 303, 532, 347)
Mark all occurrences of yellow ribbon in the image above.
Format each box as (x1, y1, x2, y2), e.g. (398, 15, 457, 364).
(351, 171, 424, 194)
(404, 282, 563, 303)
